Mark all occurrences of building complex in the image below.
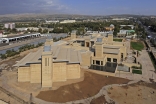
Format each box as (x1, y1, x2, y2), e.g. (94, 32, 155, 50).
(15, 31, 130, 88)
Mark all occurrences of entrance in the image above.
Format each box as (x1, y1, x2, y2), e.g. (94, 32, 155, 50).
(86, 42, 89, 47)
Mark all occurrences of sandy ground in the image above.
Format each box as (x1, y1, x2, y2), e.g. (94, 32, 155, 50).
(107, 81, 156, 104)
(37, 71, 129, 103)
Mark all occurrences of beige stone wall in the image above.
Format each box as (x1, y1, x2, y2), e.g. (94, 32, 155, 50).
(95, 43, 103, 57)
(105, 54, 120, 63)
(67, 64, 81, 79)
(85, 39, 91, 47)
(18, 67, 30, 82)
(108, 35, 113, 42)
(122, 62, 140, 67)
(30, 64, 41, 83)
(81, 53, 91, 66)
(42, 54, 53, 87)
(120, 46, 127, 58)
(52, 63, 67, 82)
(71, 33, 76, 39)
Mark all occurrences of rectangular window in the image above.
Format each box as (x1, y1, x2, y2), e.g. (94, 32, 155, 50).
(107, 58, 111, 62)
(101, 61, 103, 65)
(93, 60, 95, 64)
(48, 58, 49, 66)
(45, 58, 47, 66)
(113, 58, 117, 63)
(96, 61, 100, 65)
(121, 53, 123, 58)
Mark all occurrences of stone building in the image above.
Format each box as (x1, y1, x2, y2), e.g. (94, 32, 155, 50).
(15, 31, 130, 88)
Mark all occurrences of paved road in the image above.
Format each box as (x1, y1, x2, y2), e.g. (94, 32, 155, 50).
(137, 50, 156, 82)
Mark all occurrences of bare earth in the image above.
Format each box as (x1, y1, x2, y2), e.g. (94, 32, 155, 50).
(37, 71, 130, 103)
(108, 81, 156, 104)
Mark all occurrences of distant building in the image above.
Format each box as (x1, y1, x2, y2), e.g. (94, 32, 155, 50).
(120, 25, 134, 30)
(104, 24, 115, 31)
(0, 31, 3, 37)
(60, 20, 76, 24)
(16, 28, 28, 32)
(117, 30, 135, 37)
(4, 23, 15, 29)
(28, 27, 39, 31)
(45, 20, 59, 24)
(112, 18, 129, 21)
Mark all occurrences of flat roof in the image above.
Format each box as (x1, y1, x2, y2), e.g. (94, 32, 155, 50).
(14, 49, 42, 67)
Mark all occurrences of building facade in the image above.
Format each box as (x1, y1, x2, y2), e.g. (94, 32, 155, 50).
(4, 23, 15, 29)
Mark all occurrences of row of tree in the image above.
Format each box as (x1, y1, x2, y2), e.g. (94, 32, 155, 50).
(0, 43, 44, 60)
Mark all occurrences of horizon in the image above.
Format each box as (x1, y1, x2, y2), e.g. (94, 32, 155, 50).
(0, 0, 156, 16)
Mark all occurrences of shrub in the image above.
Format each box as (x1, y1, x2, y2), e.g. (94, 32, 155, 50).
(132, 69, 142, 74)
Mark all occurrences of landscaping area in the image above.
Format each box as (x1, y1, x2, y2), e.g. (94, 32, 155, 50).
(0, 43, 43, 60)
(113, 38, 123, 42)
(131, 41, 144, 51)
(132, 69, 142, 74)
(37, 71, 130, 103)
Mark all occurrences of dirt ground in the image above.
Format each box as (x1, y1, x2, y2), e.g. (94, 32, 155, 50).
(108, 81, 156, 104)
(37, 71, 130, 103)
(0, 56, 24, 69)
(90, 95, 108, 104)
(0, 90, 21, 104)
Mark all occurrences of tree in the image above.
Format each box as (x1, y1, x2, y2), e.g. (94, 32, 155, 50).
(43, 29, 48, 33)
(38, 28, 42, 33)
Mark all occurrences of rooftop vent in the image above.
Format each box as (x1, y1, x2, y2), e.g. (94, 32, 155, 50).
(44, 45, 51, 52)
(97, 38, 102, 42)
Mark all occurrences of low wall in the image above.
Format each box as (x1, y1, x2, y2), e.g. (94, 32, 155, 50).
(84, 69, 115, 77)
(122, 62, 140, 67)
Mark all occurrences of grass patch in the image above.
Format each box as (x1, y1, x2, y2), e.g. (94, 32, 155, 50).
(132, 69, 142, 74)
(131, 41, 144, 51)
(113, 39, 123, 42)
(148, 52, 156, 70)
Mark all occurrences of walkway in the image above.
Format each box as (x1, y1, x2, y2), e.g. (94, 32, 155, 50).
(137, 50, 156, 82)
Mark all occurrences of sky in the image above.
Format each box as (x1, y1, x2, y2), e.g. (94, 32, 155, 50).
(0, 0, 156, 15)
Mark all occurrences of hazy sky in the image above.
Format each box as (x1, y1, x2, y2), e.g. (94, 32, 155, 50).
(0, 0, 156, 15)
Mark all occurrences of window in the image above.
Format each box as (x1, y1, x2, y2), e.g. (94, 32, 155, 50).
(101, 61, 103, 65)
(107, 58, 111, 62)
(86, 42, 89, 47)
(45, 58, 47, 66)
(113, 58, 117, 63)
(93, 60, 95, 64)
(48, 58, 49, 66)
(96, 61, 100, 65)
(121, 53, 123, 58)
